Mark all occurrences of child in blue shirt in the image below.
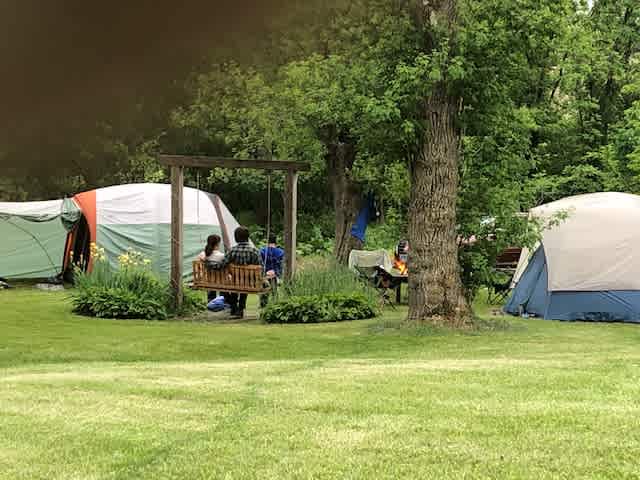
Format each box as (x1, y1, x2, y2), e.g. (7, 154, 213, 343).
(260, 234, 284, 307)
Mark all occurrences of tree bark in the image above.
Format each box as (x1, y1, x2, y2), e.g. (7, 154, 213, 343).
(407, 85, 472, 327)
(406, 0, 471, 327)
(327, 140, 363, 264)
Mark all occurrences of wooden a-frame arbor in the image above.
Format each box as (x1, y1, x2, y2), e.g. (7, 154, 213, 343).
(158, 155, 310, 308)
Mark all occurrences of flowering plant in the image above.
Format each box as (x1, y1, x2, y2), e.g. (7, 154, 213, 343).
(118, 248, 152, 268)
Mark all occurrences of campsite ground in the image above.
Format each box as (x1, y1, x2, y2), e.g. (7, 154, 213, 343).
(2, 289, 640, 479)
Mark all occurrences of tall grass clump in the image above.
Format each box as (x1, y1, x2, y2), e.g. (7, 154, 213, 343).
(281, 262, 377, 301)
(70, 244, 202, 320)
(262, 262, 380, 324)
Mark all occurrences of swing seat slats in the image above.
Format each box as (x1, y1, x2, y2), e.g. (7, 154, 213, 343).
(192, 261, 270, 294)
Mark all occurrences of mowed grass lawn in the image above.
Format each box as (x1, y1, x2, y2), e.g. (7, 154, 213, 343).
(2, 289, 640, 479)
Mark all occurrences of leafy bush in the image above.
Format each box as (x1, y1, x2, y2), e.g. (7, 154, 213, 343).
(363, 207, 407, 251)
(262, 262, 379, 323)
(261, 293, 377, 324)
(176, 288, 207, 317)
(297, 225, 334, 256)
(325, 293, 378, 320)
(296, 212, 335, 257)
(71, 285, 169, 320)
(70, 244, 204, 320)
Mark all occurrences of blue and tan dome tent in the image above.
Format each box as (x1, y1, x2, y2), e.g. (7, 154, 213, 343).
(0, 183, 241, 280)
(505, 192, 640, 322)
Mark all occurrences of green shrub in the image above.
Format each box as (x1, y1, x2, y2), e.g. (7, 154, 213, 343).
(174, 288, 206, 317)
(70, 245, 204, 320)
(264, 262, 379, 323)
(71, 285, 168, 320)
(261, 292, 378, 324)
(324, 293, 378, 320)
(297, 225, 334, 257)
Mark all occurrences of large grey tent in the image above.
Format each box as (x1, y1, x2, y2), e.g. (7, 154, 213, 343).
(0, 184, 242, 280)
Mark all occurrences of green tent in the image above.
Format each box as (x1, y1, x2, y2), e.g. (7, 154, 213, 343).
(0, 199, 80, 279)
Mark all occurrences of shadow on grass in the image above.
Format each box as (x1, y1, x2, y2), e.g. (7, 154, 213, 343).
(368, 313, 524, 337)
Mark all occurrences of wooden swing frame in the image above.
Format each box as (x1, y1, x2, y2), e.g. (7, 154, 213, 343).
(158, 155, 310, 309)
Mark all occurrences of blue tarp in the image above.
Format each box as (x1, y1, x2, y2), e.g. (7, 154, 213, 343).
(351, 194, 376, 243)
(505, 246, 640, 323)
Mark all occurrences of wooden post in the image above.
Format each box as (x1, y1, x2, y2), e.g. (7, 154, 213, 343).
(170, 166, 184, 310)
(284, 171, 298, 280)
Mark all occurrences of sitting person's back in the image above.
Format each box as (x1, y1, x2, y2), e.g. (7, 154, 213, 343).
(212, 226, 261, 319)
(260, 235, 285, 279)
(198, 234, 225, 263)
(220, 239, 261, 267)
(197, 234, 225, 302)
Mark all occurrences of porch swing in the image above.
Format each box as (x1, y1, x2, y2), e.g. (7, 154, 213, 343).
(191, 171, 271, 295)
(158, 154, 308, 309)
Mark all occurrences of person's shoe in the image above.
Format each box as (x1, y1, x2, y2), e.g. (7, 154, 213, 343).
(231, 310, 244, 319)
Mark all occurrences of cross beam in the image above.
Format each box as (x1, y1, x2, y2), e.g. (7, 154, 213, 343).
(158, 155, 309, 310)
(160, 155, 310, 172)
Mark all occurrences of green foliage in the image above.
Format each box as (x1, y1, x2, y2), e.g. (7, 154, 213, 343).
(261, 293, 377, 324)
(263, 262, 380, 323)
(176, 289, 207, 317)
(364, 207, 407, 251)
(297, 225, 334, 257)
(70, 247, 204, 320)
(71, 285, 169, 320)
(280, 263, 376, 301)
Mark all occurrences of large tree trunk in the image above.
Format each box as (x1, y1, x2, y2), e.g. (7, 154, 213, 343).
(407, 83, 472, 327)
(407, 0, 471, 327)
(327, 140, 363, 264)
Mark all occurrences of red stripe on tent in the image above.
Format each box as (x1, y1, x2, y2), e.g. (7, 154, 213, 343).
(62, 229, 75, 271)
(72, 190, 97, 271)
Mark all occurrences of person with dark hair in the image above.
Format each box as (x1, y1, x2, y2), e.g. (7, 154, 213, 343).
(260, 233, 284, 307)
(199, 234, 223, 262)
(214, 226, 261, 318)
(197, 234, 224, 302)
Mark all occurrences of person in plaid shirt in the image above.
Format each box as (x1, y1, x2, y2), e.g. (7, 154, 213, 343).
(213, 226, 261, 318)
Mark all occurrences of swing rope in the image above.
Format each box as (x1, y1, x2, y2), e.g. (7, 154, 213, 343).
(196, 170, 201, 242)
(263, 172, 272, 275)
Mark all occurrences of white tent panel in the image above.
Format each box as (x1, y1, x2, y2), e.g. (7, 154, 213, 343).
(95, 184, 219, 226)
(0, 199, 64, 219)
(518, 192, 640, 292)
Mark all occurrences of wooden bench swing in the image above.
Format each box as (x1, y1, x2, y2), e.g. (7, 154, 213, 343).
(192, 262, 270, 294)
(158, 155, 310, 308)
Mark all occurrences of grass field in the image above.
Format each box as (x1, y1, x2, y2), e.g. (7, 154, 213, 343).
(2, 288, 640, 479)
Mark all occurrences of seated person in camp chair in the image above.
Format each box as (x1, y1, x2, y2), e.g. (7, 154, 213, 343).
(210, 226, 261, 319)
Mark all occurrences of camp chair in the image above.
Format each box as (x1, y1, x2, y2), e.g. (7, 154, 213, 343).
(487, 269, 514, 304)
(348, 249, 397, 308)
